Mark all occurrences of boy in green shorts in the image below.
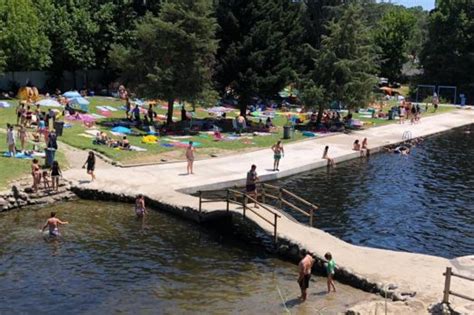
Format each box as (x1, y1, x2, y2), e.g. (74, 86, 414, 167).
(324, 252, 336, 293)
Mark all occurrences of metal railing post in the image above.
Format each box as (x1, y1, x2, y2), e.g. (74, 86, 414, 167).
(443, 267, 452, 304)
(273, 213, 278, 244)
(261, 184, 266, 204)
(198, 190, 202, 214)
(278, 188, 283, 209)
(243, 194, 247, 218)
(226, 189, 230, 212)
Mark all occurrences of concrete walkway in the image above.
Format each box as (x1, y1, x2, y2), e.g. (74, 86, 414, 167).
(65, 110, 474, 313)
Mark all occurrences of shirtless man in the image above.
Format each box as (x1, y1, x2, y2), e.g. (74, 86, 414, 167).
(41, 212, 69, 237)
(297, 251, 315, 301)
(186, 141, 195, 175)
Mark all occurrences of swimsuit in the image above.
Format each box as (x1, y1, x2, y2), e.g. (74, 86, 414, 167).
(135, 201, 145, 216)
(49, 227, 60, 237)
(299, 274, 311, 290)
(326, 260, 336, 275)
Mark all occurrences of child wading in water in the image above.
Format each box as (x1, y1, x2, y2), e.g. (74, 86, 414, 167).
(186, 141, 195, 175)
(324, 252, 337, 293)
(135, 194, 146, 218)
(271, 141, 284, 171)
(83, 151, 96, 181)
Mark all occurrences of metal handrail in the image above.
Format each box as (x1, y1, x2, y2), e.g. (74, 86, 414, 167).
(261, 183, 317, 226)
(443, 267, 474, 304)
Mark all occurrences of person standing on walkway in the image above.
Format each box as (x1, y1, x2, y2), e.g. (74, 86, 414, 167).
(82, 151, 96, 181)
(31, 158, 41, 192)
(324, 252, 337, 293)
(186, 141, 195, 175)
(271, 141, 284, 171)
(6, 124, 16, 157)
(298, 251, 315, 301)
(246, 165, 259, 208)
(41, 212, 69, 237)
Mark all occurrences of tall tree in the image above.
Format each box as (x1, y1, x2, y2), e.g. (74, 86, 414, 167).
(420, 0, 474, 99)
(0, 0, 51, 71)
(215, 0, 304, 115)
(374, 7, 416, 82)
(110, 0, 218, 125)
(46, 0, 99, 88)
(303, 3, 379, 124)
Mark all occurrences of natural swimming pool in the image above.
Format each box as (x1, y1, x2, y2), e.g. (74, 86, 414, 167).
(0, 200, 379, 314)
(272, 125, 474, 258)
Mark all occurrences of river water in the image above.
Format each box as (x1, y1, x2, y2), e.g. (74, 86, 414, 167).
(0, 200, 378, 314)
(272, 126, 474, 258)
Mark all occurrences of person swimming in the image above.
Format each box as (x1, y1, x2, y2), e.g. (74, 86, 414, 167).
(41, 212, 69, 237)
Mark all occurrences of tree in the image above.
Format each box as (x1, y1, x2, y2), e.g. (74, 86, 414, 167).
(215, 0, 304, 115)
(45, 0, 99, 88)
(110, 0, 218, 125)
(303, 3, 379, 125)
(0, 0, 51, 71)
(374, 7, 416, 82)
(420, 0, 474, 99)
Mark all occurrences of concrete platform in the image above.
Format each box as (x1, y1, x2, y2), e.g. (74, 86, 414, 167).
(65, 109, 474, 313)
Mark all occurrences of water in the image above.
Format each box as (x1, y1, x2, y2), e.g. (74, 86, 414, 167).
(0, 200, 378, 314)
(272, 126, 474, 258)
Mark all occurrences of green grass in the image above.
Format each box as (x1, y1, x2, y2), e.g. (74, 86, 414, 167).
(0, 97, 459, 166)
(0, 131, 68, 189)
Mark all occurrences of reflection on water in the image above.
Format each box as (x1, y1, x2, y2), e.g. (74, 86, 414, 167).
(273, 126, 474, 258)
(0, 200, 377, 314)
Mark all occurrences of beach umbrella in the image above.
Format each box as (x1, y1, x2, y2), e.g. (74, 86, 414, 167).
(70, 97, 90, 112)
(63, 91, 82, 99)
(36, 99, 62, 107)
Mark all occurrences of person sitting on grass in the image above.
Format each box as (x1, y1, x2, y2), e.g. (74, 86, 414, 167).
(121, 136, 130, 150)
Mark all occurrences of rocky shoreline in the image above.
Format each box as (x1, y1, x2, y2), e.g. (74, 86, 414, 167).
(0, 178, 76, 211)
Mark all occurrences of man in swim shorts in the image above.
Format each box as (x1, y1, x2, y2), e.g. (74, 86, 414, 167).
(297, 251, 314, 301)
(42, 212, 69, 237)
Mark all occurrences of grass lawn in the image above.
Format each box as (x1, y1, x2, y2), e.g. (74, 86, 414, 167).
(0, 97, 458, 166)
(0, 131, 68, 189)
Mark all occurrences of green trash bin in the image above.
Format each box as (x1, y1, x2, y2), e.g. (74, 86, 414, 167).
(283, 126, 293, 139)
(54, 121, 64, 136)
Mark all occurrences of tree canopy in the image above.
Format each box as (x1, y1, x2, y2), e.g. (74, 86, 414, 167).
(303, 3, 378, 123)
(0, 0, 51, 71)
(110, 0, 218, 124)
(421, 0, 474, 99)
(374, 7, 416, 82)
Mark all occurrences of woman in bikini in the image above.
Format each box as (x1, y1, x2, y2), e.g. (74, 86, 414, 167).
(18, 125, 28, 152)
(271, 141, 284, 171)
(31, 158, 41, 192)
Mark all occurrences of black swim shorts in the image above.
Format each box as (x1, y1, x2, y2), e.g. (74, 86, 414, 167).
(299, 274, 311, 290)
(246, 184, 256, 193)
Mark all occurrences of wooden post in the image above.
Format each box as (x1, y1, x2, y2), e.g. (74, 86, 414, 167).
(198, 191, 202, 214)
(243, 194, 247, 218)
(443, 267, 452, 304)
(261, 185, 266, 204)
(273, 213, 278, 244)
(309, 207, 314, 226)
(226, 190, 230, 212)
